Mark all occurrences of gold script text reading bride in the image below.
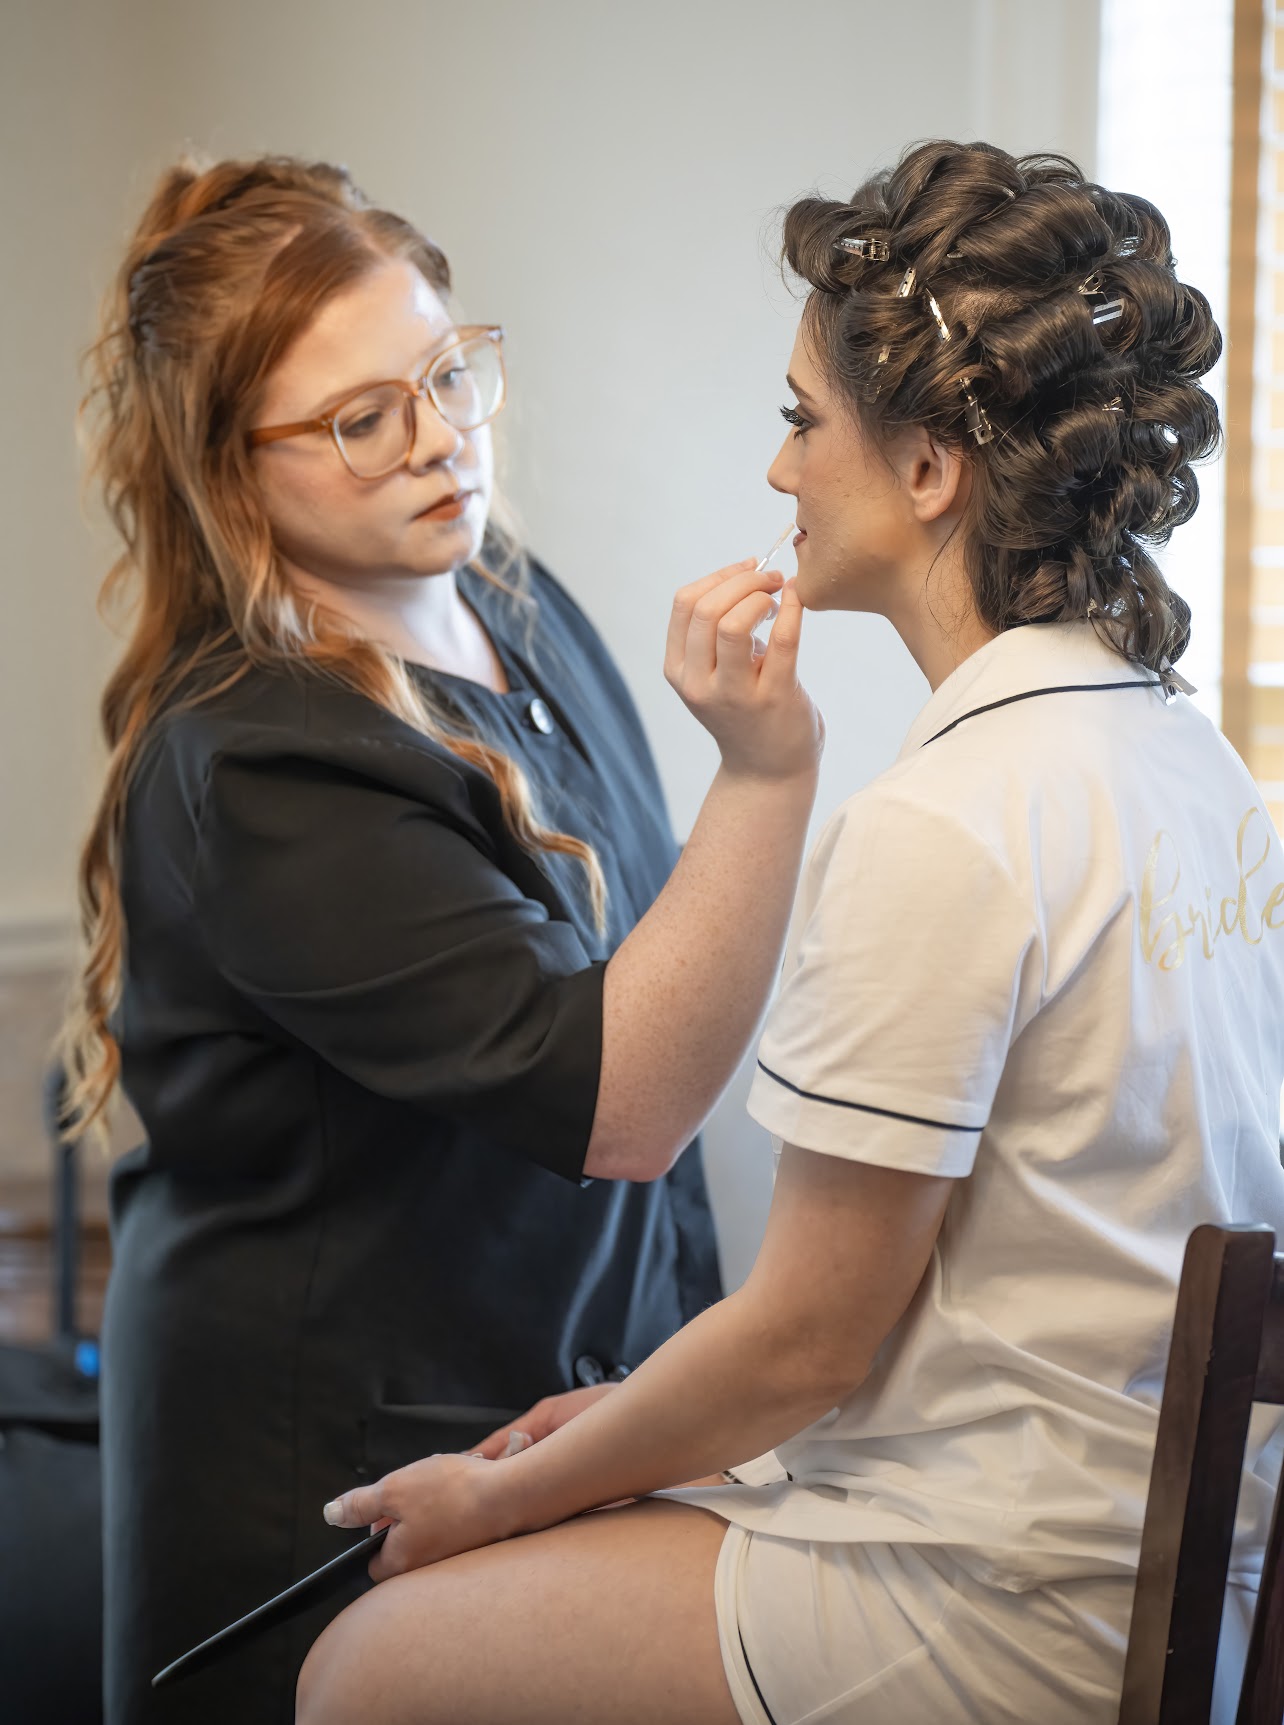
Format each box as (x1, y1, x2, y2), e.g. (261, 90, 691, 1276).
(1141, 808, 1284, 971)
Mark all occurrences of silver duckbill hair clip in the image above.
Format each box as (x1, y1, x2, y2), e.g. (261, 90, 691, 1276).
(871, 271, 994, 443)
(922, 286, 995, 446)
(835, 235, 891, 262)
(874, 266, 920, 372)
(1079, 273, 1125, 327)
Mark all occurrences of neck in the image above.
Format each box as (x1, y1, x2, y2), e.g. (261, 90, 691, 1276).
(284, 561, 508, 691)
(885, 538, 995, 692)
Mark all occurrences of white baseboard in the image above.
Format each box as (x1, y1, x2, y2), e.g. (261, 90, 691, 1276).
(0, 913, 78, 977)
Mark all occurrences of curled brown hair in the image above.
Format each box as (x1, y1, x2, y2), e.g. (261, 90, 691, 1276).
(64, 154, 605, 1139)
(783, 139, 1222, 667)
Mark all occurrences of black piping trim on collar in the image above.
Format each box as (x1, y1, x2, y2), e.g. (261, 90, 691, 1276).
(756, 1062, 986, 1134)
(921, 679, 1162, 748)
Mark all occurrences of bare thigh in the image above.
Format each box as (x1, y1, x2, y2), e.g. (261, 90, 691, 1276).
(295, 1497, 742, 1725)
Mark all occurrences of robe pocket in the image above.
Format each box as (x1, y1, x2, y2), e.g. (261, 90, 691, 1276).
(360, 1401, 524, 1480)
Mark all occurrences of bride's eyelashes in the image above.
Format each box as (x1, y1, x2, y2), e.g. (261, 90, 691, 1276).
(779, 404, 811, 438)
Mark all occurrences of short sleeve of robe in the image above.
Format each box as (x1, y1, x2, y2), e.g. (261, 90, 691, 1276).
(748, 788, 1036, 1178)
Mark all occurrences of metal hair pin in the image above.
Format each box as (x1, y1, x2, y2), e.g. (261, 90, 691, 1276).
(925, 293, 951, 343)
(1079, 273, 1124, 327)
(835, 236, 891, 262)
(923, 288, 995, 444)
(874, 266, 920, 371)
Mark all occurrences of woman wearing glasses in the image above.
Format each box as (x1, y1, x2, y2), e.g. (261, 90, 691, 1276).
(306, 143, 1284, 1725)
(71, 156, 822, 1724)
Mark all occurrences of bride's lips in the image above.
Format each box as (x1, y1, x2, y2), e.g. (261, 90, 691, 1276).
(793, 528, 807, 549)
(415, 490, 475, 522)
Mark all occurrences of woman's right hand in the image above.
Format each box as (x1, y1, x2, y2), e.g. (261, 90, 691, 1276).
(468, 1383, 619, 1460)
(664, 559, 823, 782)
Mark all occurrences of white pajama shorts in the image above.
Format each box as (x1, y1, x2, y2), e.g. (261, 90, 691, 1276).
(709, 1523, 1256, 1725)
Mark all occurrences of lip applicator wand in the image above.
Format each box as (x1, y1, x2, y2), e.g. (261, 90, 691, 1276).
(751, 521, 796, 651)
(755, 521, 797, 575)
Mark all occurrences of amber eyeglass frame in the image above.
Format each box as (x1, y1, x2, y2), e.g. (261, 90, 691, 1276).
(247, 324, 506, 479)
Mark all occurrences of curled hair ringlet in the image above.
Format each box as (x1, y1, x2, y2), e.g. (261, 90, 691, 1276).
(783, 139, 1223, 670)
(66, 152, 607, 1144)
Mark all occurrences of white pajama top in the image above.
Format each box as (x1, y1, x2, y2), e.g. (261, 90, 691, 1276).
(665, 619, 1284, 1594)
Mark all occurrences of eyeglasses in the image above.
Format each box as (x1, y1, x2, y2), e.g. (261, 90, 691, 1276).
(248, 325, 506, 480)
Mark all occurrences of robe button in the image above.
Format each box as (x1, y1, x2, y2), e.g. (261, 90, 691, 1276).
(573, 1354, 606, 1387)
(525, 697, 555, 735)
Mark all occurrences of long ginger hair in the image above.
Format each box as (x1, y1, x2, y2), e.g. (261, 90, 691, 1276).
(63, 154, 605, 1140)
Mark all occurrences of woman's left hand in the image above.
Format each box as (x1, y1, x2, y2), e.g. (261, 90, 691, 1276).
(323, 1452, 513, 1581)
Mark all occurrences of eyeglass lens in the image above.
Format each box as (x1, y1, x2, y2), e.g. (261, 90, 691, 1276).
(332, 337, 503, 478)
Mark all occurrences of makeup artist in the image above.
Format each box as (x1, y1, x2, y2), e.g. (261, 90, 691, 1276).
(66, 155, 821, 1725)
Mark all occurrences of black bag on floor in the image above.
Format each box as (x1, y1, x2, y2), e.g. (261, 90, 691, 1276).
(0, 1065, 103, 1725)
(0, 1340, 102, 1724)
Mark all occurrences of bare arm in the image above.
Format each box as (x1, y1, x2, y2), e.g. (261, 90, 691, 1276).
(494, 1147, 953, 1526)
(324, 1145, 954, 1575)
(583, 562, 823, 1180)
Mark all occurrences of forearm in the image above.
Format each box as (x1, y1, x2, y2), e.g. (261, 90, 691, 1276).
(488, 1287, 849, 1538)
(588, 763, 817, 1176)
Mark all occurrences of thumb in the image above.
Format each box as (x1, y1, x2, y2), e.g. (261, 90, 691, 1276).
(323, 1481, 387, 1528)
(765, 579, 803, 655)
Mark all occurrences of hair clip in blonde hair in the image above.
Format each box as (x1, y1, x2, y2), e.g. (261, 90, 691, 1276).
(835, 235, 891, 261)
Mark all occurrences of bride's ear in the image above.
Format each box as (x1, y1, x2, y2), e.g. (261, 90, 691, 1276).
(894, 426, 971, 526)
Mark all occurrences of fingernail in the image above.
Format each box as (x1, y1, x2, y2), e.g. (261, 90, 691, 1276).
(323, 1499, 344, 1525)
(504, 1430, 533, 1457)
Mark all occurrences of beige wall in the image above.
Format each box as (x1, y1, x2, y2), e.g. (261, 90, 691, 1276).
(0, 0, 1100, 1279)
(0, 0, 148, 965)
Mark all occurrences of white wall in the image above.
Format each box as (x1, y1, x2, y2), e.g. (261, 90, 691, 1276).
(0, 0, 1100, 1277)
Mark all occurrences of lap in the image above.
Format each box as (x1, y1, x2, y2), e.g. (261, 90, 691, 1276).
(734, 1532, 1133, 1725)
(295, 1497, 742, 1725)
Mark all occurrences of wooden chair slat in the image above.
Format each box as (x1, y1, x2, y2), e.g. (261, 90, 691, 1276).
(1119, 1225, 1279, 1725)
(1237, 1467, 1284, 1724)
(1253, 1262, 1284, 1404)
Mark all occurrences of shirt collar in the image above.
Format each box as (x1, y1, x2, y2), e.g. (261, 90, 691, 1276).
(896, 621, 1161, 762)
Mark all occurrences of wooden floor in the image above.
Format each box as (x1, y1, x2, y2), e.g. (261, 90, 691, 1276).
(0, 1173, 111, 1346)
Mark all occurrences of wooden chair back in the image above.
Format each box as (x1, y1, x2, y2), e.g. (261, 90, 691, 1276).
(1119, 1223, 1284, 1724)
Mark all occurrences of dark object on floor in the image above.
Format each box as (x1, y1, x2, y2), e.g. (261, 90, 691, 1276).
(0, 1066, 103, 1725)
(1119, 1222, 1284, 1724)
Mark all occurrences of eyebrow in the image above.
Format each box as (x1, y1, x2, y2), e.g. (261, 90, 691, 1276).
(785, 373, 817, 406)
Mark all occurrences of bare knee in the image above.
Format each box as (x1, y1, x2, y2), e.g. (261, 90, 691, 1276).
(296, 1604, 375, 1725)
